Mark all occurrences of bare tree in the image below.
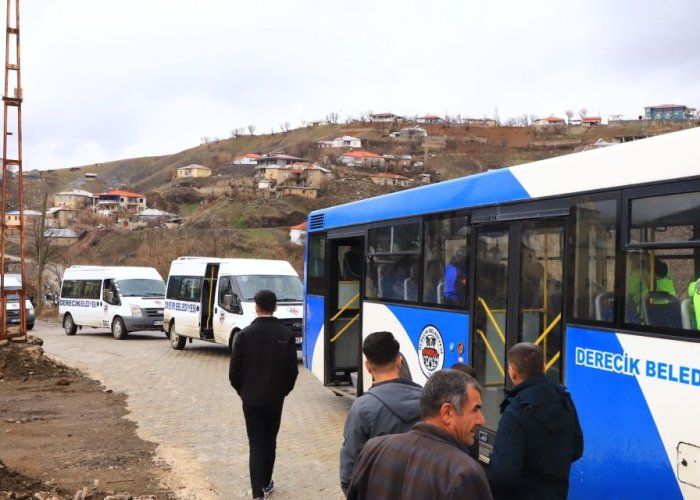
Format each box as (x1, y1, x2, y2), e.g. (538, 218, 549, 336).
(201, 136, 213, 145)
(326, 112, 340, 125)
(565, 110, 574, 123)
(29, 193, 58, 315)
(578, 108, 588, 119)
(520, 114, 530, 126)
(280, 121, 290, 133)
(247, 124, 256, 135)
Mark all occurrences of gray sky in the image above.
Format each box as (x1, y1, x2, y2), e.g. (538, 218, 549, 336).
(16, 0, 700, 170)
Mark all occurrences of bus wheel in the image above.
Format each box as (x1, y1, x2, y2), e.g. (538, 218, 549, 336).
(169, 323, 186, 350)
(112, 317, 128, 340)
(63, 314, 77, 336)
(227, 330, 237, 354)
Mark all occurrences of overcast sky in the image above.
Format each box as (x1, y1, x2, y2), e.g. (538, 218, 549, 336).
(14, 0, 700, 171)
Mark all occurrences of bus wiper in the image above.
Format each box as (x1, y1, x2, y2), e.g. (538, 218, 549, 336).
(277, 298, 302, 302)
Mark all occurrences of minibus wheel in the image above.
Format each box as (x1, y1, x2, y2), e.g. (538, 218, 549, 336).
(63, 314, 77, 336)
(112, 317, 128, 340)
(169, 323, 186, 350)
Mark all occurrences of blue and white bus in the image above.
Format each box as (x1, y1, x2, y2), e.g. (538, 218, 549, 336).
(302, 127, 700, 498)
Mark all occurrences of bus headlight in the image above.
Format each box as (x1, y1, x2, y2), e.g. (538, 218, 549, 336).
(129, 304, 143, 317)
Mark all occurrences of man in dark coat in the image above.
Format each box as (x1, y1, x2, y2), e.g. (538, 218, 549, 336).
(229, 289, 298, 500)
(347, 369, 492, 500)
(488, 342, 583, 500)
(339, 331, 422, 495)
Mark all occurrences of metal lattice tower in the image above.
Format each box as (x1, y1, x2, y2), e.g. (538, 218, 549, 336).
(0, 0, 25, 340)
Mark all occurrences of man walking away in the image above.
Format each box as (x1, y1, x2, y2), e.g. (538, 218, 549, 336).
(229, 289, 298, 500)
(488, 342, 583, 500)
(347, 369, 492, 500)
(339, 331, 422, 495)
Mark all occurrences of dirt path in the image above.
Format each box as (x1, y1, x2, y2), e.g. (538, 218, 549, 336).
(0, 336, 179, 499)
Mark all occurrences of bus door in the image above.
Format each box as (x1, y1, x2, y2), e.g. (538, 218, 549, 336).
(471, 219, 566, 460)
(326, 237, 363, 395)
(200, 263, 218, 340)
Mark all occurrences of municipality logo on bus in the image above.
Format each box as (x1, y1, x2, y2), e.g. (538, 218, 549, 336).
(419, 325, 444, 377)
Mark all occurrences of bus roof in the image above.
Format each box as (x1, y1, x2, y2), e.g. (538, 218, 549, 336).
(63, 266, 164, 281)
(308, 127, 700, 231)
(169, 258, 298, 277)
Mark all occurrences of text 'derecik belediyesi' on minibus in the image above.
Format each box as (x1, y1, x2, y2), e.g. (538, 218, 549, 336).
(303, 127, 700, 499)
(59, 266, 166, 339)
(163, 257, 303, 351)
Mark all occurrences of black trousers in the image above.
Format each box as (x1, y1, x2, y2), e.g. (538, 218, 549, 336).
(242, 402, 284, 498)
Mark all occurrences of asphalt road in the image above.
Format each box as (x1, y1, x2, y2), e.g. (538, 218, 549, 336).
(33, 319, 352, 499)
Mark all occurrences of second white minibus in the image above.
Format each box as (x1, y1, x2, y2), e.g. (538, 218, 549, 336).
(163, 257, 303, 350)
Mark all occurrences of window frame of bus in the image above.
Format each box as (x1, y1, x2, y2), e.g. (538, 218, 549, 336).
(422, 211, 470, 308)
(621, 179, 700, 336)
(365, 220, 421, 303)
(568, 193, 620, 326)
(306, 232, 326, 295)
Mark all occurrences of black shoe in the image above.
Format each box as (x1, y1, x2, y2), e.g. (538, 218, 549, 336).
(262, 480, 275, 497)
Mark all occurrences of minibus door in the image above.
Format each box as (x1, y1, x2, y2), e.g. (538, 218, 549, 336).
(200, 263, 218, 340)
(471, 219, 566, 461)
(326, 237, 363, 396)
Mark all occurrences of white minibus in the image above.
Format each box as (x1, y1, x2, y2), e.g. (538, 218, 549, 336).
(163, 257, 303, 350)
(59, 266, 166, 339)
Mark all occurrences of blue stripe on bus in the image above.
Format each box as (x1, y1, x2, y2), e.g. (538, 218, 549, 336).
(316, 169, 530, 230)
(303, 295, 325, 369)
(566, 327, 681, 499)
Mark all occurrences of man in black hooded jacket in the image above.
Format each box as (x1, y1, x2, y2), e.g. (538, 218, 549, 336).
(488, 342, 583, 500)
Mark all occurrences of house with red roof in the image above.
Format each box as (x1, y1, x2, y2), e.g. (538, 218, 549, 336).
(232, 153, 261, 165)
(289, 222, 307, 246)
(416, 114, 444, 125)
(533, 116, 566, 128)
(338, 150, 385, 168)
(94, 188, 147, 216)
(581, 116, 602, 126)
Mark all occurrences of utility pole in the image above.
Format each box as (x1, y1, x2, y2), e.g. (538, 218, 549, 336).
(0, 0, 25, 340)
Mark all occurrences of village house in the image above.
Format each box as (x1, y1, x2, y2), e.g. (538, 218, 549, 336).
(370, 112, 401, 123)
(318, 136, 362, 148)
(390, 127, 428, 138)
(289, 222, 307, 246)
(4, 209, 41, 231)
(93, 188, 147, 216)
(278, 162, 334, 189)
(370, 172, 413, 187)
(463, 118, 497, 127)
(44, 228, 85, 246)
(533, 116, 566, 128)
(256, 154, 306, 183)
(45, 207, 77, 228)
(53, 189, 93, 209)
(581, 116, 602, 126)
(176, 164, 212, 178)
(645, 104, 696, 121)
(338, 150, 385, 168)
(383, 154, 412, 169)
(416, 114, 444, 125)
(232, 153, 261, 165)
(84, 172, 97, 179)
(137, 208, 181, 226)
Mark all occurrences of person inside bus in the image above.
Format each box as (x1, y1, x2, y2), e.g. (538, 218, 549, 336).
(653, 257, 676, 296)
(339, 331, 422, 496)
(488, 343, 583, 500)
(687, 278, 700, 329)
(626, 251, 650, 322)
(444, 245, 468, 305)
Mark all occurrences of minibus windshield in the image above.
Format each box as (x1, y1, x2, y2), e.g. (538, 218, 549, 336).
(234, 275, 303, 302)
(116, 279, 166, 297)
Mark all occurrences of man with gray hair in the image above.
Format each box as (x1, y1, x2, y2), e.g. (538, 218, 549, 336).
(347, 370, 492, 499)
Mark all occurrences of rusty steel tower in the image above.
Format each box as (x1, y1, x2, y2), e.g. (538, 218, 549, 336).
(0, 0, 25, 340)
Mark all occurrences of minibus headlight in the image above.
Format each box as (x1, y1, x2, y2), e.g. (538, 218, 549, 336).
(129, 304, 143, 317)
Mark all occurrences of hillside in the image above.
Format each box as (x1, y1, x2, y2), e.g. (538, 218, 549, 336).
(21, 119, 696, 290)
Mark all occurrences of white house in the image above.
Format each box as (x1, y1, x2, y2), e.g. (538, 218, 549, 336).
(289, 222, 307, 246)
(232, 153, 261, 165)
(54, 189, 93, 209)
(416, 114, 444, 124)
(318, 136, 362, 148)
(370, 112, 401, 123)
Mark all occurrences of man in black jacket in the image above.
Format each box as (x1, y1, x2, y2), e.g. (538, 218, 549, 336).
(488, 342, 583, 500)
(229, 289, 299, 500)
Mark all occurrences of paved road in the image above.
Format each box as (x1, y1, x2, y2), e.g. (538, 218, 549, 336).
(33, 320, 352, 500)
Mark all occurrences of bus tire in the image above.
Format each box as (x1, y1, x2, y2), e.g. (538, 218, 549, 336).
(169, 323, 186, 350)
(112, 317, 128, 340)
(228, 330, 238, 354)
(63, 314, 77, 336)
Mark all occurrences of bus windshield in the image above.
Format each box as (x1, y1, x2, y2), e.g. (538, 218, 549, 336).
(116, 279, 166, 297)
(234, 275, 303, 302)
